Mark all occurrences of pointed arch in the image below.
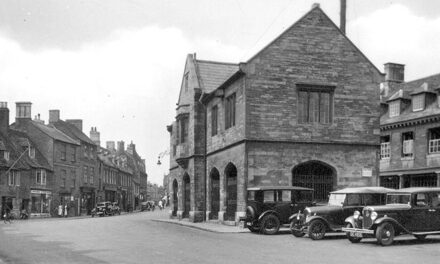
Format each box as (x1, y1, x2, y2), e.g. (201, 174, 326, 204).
(172, 179, 178, 216)
(292, 160, 336, 201)
(183, 173, 191, 218)
(224, 163, 238, 221)
(209, 167, 220, 219)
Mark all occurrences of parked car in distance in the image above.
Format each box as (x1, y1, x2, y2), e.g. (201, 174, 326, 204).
(91, 201, 113, 217)
(343, 187, 440, 246)
(111, 202, 121, 215)
(239, 186, 315, 235)
(289, 187, 393, 240)
(141, 201, 155, 211)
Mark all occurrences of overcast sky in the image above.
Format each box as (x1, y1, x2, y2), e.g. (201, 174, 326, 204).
(1, 0, 440, 185)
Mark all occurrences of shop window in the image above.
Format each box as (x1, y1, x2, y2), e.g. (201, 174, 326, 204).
(380, 135, 391, 159)
(428, 127, 440, 154)
(402, 131, 414, 158)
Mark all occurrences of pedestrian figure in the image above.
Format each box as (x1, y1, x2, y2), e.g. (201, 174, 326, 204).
(158, 200, 163, 210)
(58, 204, 63, 217)
(64, 204, 68, 217)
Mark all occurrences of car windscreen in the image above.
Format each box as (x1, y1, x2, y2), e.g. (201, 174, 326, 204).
(386, 194, 411, 205)
(293, 190, 312, 203)
(328, 193, 346, 206)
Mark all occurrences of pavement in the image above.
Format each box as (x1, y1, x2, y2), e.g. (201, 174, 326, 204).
(152, 217, 251, 233)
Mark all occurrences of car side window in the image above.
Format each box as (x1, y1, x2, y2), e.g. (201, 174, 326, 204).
(346, 194, 361, 206)
(280, 190, 291, 202)
(415, 193, 428, 207)
(430, 193, 440, 207)
(363, 194, 382, 205)
(264, 191, 275, 202)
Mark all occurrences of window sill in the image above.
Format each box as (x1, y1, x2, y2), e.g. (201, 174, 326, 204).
(400, 157, 414, 161)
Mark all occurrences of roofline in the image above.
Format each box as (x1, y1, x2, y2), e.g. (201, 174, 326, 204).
(30, 122, 80, 145)
(245, 6, 384, 77)
(195, 59, 238, 66)
(200, 69, 245, 104)
(405, 72, 440, 85)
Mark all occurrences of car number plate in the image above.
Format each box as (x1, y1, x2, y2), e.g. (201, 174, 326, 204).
(352, 232, 362, 238)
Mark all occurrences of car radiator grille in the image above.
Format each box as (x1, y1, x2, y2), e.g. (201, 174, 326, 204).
(362, 208, 373, 229)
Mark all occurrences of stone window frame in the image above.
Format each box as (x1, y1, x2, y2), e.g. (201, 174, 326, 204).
(176, 113, 189, 144)
(211, 105, 218, 136)
(428, 127, 440, 154)
(389, 100, 400, 117)
(8, 170, 20, 186)
(296, 84, 334, 124)
(412, 94, 425, 112)
(225, 93, 236, 129)
(36, 169, 47, 185)
(60, 143, 67, 161)
(83, 165, 88, 184)
(380, 135, 391, 159)
(401, 131, 414, 158)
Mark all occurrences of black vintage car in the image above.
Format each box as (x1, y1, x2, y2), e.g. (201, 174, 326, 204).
(343, 187, 440, 246)
(91, 201, 115, 217)
(239, 186, 315, 235)
(289, 187, 392, 240)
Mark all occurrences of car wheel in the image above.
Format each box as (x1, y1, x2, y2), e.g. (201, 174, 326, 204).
(376, 222, 395, 246)
(290, 220, 305, 237)
(414, 234, 427, 240)
(308, 220, 326, 240)
(260, 214, 280, 235)
(346, 223, 362, 243)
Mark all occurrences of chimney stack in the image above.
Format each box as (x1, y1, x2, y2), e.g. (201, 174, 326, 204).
(117, 141, 125, 154)
(66, 119, 83, 132)
(0, 102, 9, 135)
(340, 0, 346, 34)
(90, 127, 101, 147)
(15, 102, 32, 124)
(127, 141, 136, 155)
(106, 141, 115, 151)
(33, 113, 44, 124)
(384, 63, 405, 83)
(49, 109, 60, 124)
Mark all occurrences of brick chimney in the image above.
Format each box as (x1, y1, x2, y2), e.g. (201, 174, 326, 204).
(66, 119, 83, 132)
(384, 63, 405, 83)
(340, 0, 346, 34)
(127, 141, 136, 155)
(106, 141, 115, 151)
(33, 114, 44, 124)
(0, 102, 9, 135)
(117, 141, 125, 154)
(49, 109, 60, 124)
(90, 127, 101, 146)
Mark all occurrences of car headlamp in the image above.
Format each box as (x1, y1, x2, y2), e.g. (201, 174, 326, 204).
(353, 210, 360, 220)
(371, 211, 378, 221)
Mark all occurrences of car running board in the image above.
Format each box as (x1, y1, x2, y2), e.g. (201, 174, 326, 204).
(412, 231, 440, 235)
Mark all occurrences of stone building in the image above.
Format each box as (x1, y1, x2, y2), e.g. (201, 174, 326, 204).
(167, 4, 382, 223)
(379, 64, 440, 189)
(11, 102, 81, 217)
(51, 112, 99, 215)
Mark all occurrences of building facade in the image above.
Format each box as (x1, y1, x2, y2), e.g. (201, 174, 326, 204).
(379, 64, 440, 189)
(168, 5, 382, 223)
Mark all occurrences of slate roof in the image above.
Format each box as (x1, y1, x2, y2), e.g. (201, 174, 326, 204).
(52, 120, 96, 146)
(0, 130, 31, 170)
(381, 74, 440, 126)
(31, 121, 79, 145)
(195, 60, 239, 93)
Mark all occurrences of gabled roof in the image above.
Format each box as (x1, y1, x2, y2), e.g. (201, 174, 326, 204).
(52, 120, 96, 146)
(195, 60, 239, 93)
(31, 121, 79, 145)
(0, 130, 30, 170)
(387, 89, 411, 102)
(8, 129, 52, 171)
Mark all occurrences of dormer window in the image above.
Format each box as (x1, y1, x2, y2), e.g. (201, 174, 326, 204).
(29, 146, 35, 159)
(389, 101, 400, 117)
(412, 94, 424, 111)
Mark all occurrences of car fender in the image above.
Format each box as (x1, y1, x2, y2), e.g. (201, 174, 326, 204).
(344, 215, 357, 227)
(258, 210, 279, 222)
(373, 217, 410, 234)
(289, 212, 305, 223)
(304, 215, 331, 229)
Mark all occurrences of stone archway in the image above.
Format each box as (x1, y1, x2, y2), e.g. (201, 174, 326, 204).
(172, 179, 178, 216)
(225, 163, 237, 221)
(210, 168, 220, 220)
(292, 161, 336, 201)
(183, 174, 190, 218)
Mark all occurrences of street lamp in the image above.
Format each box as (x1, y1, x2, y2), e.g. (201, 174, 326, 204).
(156, 149, 169, 166)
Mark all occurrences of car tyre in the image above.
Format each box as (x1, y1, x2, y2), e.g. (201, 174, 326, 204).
(376, 222, 395, 246)
(260, 214, 280, 235)
(308, 220, 326, 240)
(346, 223, 362, 243)
(247, 226, 260, 233)
(290, 220, 305, 237)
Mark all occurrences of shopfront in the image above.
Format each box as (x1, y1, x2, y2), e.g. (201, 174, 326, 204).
(30, 190, 51, 217)
(80, 187, 95, 215)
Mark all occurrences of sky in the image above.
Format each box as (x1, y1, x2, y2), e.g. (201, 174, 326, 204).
(1, 0, 440, 185)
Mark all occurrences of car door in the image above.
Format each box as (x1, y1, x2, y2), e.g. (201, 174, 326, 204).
(407, 193, 431, 232)
(338, 194, 363, 226)
(276, 190, 293, 224)
(428, 192, 440, 231)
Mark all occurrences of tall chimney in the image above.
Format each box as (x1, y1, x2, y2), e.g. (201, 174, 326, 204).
(90, 127, 101, 147)
(127, 141, 136, 155)
(384, 63, 405, 83)
(117, 140, 125, 154)
(0, 102, 9, 135)
(15, 102, 32, 124)
(340, 0, 346, 34)
(49, 110, 60, 124)
(66, 119, 83, 132)
(106, 141, 115, 151)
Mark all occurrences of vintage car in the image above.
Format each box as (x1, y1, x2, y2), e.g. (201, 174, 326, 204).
(343, 187, 440, 246)
(239, 186, 315, 235)
(289, 186, 392, 240)
(111, 202, 121, 215)
(91, 201, 113, 217)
